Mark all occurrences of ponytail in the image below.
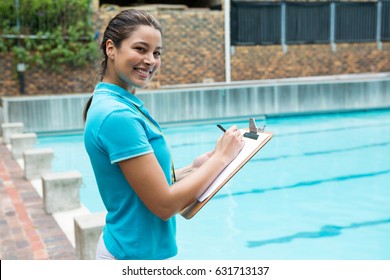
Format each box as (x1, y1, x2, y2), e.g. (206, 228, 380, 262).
(83, 96, 93, 122)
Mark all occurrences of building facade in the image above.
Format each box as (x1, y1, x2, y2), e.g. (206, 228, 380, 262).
(0, 0, 389, 96)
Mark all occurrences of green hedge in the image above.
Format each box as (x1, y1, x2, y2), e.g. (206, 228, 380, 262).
(0, 0, 97, 70)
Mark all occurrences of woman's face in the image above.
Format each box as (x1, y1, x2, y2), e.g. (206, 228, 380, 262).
(105, 25, 162, 90)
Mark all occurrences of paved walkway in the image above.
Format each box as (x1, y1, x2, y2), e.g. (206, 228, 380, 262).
(0, 143, 76, 259)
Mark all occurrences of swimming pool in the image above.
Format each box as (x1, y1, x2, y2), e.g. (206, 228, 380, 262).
(37, 109, 390, 260)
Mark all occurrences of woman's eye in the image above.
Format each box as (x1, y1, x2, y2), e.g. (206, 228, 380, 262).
(154, 52, 161, 58)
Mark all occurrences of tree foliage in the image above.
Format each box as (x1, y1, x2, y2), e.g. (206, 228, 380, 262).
(0, 0, 97, 70)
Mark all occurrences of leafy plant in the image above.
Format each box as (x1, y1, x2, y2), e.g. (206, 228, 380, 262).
(0, 0, 97, 70)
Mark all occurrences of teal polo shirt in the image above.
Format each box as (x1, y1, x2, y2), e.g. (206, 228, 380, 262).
(84, 82, 177, 260)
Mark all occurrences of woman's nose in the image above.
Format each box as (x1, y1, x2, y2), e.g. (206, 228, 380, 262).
(144, 52, 156, 65)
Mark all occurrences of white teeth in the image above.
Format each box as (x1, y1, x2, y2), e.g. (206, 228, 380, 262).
(136, 68, 151, 75)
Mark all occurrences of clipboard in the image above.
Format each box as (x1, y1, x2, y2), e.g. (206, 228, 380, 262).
(180, 120, 272, 219)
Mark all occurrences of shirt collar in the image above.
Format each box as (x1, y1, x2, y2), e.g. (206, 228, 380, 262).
(94, 82, 144, 108)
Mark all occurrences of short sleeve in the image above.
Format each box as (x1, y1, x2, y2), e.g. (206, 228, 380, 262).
(98, 109, 153, 164)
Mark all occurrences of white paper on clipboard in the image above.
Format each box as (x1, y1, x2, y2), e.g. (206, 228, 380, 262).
(198, 130, 269, 202)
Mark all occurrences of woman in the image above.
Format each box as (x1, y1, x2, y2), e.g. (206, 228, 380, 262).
(83, 9, 244, 260)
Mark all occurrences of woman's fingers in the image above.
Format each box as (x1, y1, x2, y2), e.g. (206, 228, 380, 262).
(227, 126, 244, 142)
(226, 125, 238, 132)
(215, 125, 245, 162)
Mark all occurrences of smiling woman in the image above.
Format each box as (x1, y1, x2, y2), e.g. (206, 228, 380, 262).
(82, 9, 244, 260)
(104, 25, 162, 89)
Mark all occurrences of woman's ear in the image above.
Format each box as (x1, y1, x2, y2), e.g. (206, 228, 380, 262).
(105, 39, 116, 60)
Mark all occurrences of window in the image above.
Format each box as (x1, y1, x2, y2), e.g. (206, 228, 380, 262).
(382, 1, 390, 41)
(232, 2, 280, 45)
(231, 1, 387, 46)
(286, 3, 330, 44)
(335, 2, 377, 42)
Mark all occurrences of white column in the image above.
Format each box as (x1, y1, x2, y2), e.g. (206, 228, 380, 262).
(10, 133, 37, 159)
(1, 122, 24, 144)
(330, 2, 336, 52)
(376, 0, 383, 50)
(42, 171, 82, 214)
(23, 148, 54, 180)
(74, 212, 106, 260)
(224, 0, 231, 83)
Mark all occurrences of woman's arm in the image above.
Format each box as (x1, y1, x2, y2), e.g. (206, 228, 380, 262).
(174, 151, 214, 182)
(119, 126, 244, 220)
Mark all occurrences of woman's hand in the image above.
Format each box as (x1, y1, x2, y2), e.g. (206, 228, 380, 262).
(118, 125, 245, 220)
(191, 125, 244, 171)
(214, 125, 245, 165)
(192, 151, 214, 169)
(174, 151, 214, 182)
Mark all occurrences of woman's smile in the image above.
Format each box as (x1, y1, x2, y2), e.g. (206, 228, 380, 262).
(134, 67, 153, 79)
(104, 25, 162, 90)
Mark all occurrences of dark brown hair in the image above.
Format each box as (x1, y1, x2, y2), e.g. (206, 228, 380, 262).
(83, 9, 162, 121)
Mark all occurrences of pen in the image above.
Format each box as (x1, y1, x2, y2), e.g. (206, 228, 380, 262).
(217, 124, 226, 132)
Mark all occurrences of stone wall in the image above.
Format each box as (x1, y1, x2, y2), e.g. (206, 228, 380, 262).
(0, 54, 98, 96)
(23, 63, 98, 95)
(0, 54, 19, 96)
(157, 10, 225, 85)
(231, 43, 390, 80)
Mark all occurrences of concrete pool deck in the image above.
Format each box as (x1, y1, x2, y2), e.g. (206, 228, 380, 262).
(0, 142, 76, 259)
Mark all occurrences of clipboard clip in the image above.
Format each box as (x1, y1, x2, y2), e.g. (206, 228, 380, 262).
(243, 117, 266, 140)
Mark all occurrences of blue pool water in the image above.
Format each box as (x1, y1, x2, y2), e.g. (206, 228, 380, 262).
(37, 110, 390, 260)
